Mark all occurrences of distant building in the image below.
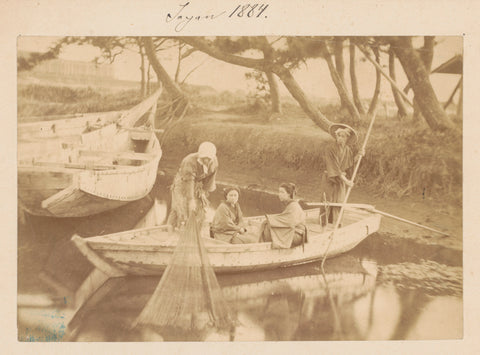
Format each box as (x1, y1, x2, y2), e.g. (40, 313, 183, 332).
(19, 51, 114, 82)
(33, 58, 114, 80)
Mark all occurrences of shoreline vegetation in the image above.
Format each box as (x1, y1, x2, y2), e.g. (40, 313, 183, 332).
(18, 83, 462, 250)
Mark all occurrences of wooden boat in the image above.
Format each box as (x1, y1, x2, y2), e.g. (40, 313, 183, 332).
(72, 205, 381, 275)
(18, 88, 163, 217)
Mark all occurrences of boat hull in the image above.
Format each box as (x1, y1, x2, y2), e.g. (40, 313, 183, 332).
(72, 207, 381, 275)
(18, 89, 163, 218)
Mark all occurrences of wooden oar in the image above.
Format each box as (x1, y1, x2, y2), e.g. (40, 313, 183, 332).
(303, 201, 450, 237)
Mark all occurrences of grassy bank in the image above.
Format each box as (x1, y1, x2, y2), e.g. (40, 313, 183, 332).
(162, 108, 462, 207)
(17, 84, 145, 117)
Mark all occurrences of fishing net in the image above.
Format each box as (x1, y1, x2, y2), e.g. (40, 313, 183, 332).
(135, 213, 235, 331)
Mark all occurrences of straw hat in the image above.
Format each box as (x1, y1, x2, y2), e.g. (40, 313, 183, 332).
(328, 123, 358, 145)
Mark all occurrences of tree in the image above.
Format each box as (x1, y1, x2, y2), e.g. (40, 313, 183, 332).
(211, 36, 282, 116)
(348, 40, 366, 114)
(143, 37, 182, 98)
(258, 37, 282, 115)
(135, 38, 147, 97)
(367, 45, 381, 115)
(389, 36, 453, 131)
(413, 36, 435, 120)
(143, 37, 187, 113)
(388, 48, 408, 118)
(333, 37, 348, 109)
(17, 41, 63, 72)
(180, 36, 334, 132)
(318, 40, 361, 123)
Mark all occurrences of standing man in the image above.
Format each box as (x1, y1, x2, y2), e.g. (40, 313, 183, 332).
(320, 123, 363, 227)
(167, 141, 218, 230)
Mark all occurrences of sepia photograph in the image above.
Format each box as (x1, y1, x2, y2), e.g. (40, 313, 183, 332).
(16, 34, 463, 342)
(4, 0, 480, 352)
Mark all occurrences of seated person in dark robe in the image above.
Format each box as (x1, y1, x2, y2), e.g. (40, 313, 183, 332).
(259, 183, 307, 249)
(211, 187, 257, 244)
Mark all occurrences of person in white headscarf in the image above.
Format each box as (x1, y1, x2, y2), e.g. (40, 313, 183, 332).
(167, 141, 218, 229)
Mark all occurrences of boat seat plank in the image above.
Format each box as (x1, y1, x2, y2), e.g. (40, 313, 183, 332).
(78, 149, 157, 161)
(24, 161, 132, 170)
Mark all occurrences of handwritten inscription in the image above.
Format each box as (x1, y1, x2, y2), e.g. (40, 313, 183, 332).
(166, 2, 270, 32)
(229, 4, 269, 18)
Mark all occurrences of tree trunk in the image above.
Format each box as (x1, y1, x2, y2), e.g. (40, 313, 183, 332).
(181, 36, 333, 132)
(266, 71, 282, 114)
(333, 37, 347, 109)
(368, 46, 381, 115)
(413, 36, 435, 120)
(274, 66, 332, 131)
(147, 63, 151, 95)
(174, 42, 182, 83)
(389, 48, 408, 118)
(259, 37, 282, 115)
(321, 42, 361, 122)
(349, 41, 366, 114)
(139, 48, 147, 98)
(390, 36, 453, 131)
(143, 37, 184, 100)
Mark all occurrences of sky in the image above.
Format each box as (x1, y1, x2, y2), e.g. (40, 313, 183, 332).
(17, 36, 463, 101)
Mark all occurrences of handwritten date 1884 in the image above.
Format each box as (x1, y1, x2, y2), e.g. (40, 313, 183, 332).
(229, 4, 269, 18)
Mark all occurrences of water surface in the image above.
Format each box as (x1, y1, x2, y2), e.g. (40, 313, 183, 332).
(17, 177, 462, 341)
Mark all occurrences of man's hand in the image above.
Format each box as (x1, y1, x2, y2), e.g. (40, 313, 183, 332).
(355, 148, 365, 162)
(341, 174, 354, 188)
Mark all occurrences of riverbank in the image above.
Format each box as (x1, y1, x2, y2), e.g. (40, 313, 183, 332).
(159, 152, 462, 251)
(159, 110, 462, 251)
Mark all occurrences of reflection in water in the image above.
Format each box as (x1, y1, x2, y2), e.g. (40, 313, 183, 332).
(65, 256, 378, 341)
(17, 177, 463, 341)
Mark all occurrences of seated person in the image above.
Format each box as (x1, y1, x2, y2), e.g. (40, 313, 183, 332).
(259, 183, 307, 249)
(211, 187, 257, 244)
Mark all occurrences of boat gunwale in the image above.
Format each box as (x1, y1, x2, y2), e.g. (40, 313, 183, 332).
(82, 207, 380, 254)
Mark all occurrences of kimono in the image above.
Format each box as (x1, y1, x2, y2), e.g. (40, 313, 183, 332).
(167, 152, 218, 228)
(260, 200, 306, 249)
(211, 201, 246, 243)
(320, 142, 354, 225)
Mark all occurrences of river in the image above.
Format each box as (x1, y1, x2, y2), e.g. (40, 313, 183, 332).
(17, 177, 462, 341)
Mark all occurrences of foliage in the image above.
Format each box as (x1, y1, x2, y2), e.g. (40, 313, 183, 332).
(245, 70, 270, 104)
(17, 84, 143, 117)
(17, 41, 63, 72)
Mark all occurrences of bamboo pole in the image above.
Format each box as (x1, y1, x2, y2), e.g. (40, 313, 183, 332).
(356, 44, 414, 108)
(321, 110, 378, 270)
(304, 202, 450, 237)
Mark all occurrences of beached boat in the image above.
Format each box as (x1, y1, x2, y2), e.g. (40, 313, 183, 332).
(18, 88, 163, 218)
(72, 205, 381, 275)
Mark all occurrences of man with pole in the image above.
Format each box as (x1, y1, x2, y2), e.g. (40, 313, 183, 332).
(319, 123, 365, 228)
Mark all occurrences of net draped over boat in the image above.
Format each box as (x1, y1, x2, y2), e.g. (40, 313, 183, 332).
(135, 214, 235, 331)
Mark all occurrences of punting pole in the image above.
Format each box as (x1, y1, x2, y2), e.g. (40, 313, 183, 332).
(304, 202, 450, 237)
(321, 109, 378, 271)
